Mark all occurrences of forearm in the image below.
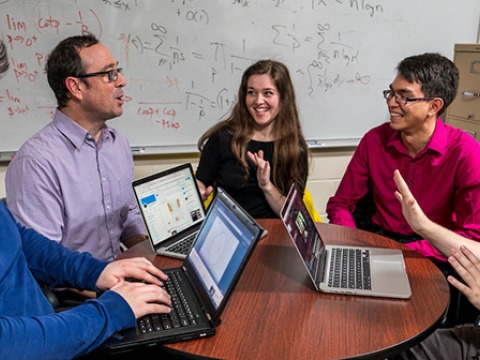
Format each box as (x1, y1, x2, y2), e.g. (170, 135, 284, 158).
(20, 225, 107, 290)
(326, 198, 357, 228)
(261, 183, 286, 217)
(0, 291, 134, 359)
(414, 218, 480, 259)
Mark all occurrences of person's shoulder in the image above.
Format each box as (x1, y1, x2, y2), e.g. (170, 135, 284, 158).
(440, 123, 480, 165)
(215, 127, 232, 139)
(358, 122, 392, 146)
(206, 127, 232, 144)
(13, 123, 58, 160)
(364, 122, 391, 136)
(444, 122, 480, 148)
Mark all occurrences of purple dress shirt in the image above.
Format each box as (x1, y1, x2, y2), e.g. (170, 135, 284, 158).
(327, 119, 480, 261)
(6, 109, 145, 261)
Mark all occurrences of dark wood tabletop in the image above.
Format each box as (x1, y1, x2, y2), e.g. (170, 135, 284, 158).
(119, 219, 450, 360)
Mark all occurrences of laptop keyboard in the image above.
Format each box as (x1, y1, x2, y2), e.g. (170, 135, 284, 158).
(165, 233, 196, 255)
(327, 248, 372, 290)
(138, 271, 198, 334)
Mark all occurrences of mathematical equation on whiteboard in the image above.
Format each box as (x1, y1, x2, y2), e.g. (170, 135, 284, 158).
(0, 0, 383, 134)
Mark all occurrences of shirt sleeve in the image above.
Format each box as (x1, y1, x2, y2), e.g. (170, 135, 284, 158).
(120, 151, 146, 242)
(405, 240, 445, 261)
(6, 154, 64, 243)
(0, 212, 135, 359)
(0, 291, 135, 359)
(449, 144, 480, 242)
(19, 222, 108, 290)
(326, 136, 371, 227)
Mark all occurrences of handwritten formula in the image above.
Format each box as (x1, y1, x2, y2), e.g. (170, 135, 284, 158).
(0, 0, 478, 152)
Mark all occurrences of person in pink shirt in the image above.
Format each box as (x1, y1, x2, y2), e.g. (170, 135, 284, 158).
(327, 53, 480, 263)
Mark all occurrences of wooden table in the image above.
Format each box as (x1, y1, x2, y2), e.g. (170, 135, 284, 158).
(119, 219, 450, 359)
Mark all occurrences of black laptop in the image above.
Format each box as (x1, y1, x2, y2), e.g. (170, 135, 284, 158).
(103, 187, 263, 353)
(132, 163, 206, 259)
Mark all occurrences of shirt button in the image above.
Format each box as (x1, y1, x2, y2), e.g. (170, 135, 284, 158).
(106, 205, 111, 210)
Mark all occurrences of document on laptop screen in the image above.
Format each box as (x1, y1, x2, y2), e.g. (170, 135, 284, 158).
(135, 168, 204, 246)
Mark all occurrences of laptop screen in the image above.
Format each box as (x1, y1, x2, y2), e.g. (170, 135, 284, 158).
(188, 192, 257, 309)
(133, 165, 205, 246)
(281, 184, 326, 285)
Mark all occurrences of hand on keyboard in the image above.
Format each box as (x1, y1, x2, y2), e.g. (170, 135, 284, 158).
(111, 280, 172, 319)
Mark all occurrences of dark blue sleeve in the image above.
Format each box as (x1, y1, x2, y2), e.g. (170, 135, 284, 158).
(0, 204, 135, 359)
(18, 222, 108, 290)
(0, 291, 135, 359)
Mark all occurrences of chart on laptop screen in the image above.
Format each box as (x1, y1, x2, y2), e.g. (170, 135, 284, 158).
(135, 168, 203, 245)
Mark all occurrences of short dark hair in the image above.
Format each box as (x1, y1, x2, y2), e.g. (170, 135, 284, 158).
(45, 33, 99, 108)
(397, 53, 459, 115)
(0, 40, 9, 75)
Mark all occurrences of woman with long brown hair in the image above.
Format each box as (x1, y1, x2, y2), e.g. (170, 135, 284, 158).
(196, 60, 310, 218)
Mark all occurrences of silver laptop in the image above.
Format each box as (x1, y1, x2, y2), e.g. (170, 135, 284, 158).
(281, 184, 411, 299)
(102, 187, 263, 354)
(132, 163, 205, 259)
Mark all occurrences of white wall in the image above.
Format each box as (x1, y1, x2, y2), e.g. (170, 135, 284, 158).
(0, 148, 354, 220)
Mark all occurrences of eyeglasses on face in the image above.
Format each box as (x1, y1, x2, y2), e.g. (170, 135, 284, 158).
(382, 89, 433, 106)
(74, 68, 123, 82)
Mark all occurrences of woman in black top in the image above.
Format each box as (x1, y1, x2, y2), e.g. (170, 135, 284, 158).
(196, 60, 310, 218)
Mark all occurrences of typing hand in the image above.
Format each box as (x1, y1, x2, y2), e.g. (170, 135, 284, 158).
(111, 281, 171, 319)
(96, 257, 168, 291)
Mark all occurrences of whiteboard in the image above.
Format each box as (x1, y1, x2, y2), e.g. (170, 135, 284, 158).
(0, 0, 479, 155)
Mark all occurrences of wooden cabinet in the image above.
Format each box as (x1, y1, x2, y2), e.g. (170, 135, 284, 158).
(446, 44, 480, 140)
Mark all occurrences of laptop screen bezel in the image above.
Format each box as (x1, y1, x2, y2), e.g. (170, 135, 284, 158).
(280, 184, 327, 289)
(132, 163, 206, 249)
(181, 187, 262, 326)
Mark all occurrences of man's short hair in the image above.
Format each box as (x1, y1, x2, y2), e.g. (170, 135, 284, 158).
(397, 53, 459, 115)
(45, 33, 99, 108)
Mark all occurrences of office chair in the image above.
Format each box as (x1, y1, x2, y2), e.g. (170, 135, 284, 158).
(303, 188, 322, 222)
(352, 189, 376, 230)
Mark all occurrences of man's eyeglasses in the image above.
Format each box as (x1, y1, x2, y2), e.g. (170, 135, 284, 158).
(383, 89, 433, 106)
(74, 68, 123, 82)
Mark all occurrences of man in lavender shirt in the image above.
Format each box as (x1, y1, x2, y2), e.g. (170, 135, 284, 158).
(6, 34, 146, 265)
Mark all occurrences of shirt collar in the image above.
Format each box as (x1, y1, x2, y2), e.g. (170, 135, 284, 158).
(53, 109, 116, 149)
(386, 117, 446, 156)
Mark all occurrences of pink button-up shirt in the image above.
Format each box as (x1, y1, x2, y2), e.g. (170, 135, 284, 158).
(327, 119, 480, 261)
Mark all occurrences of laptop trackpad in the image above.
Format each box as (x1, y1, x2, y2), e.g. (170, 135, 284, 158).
(371, 252, 411, 297)
(372, 255, 406, 279)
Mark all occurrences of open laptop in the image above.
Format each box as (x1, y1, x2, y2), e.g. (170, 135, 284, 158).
(280, 184, 411, 299)
(132, 163, 206, 259)
(103, 187, 263, 353)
